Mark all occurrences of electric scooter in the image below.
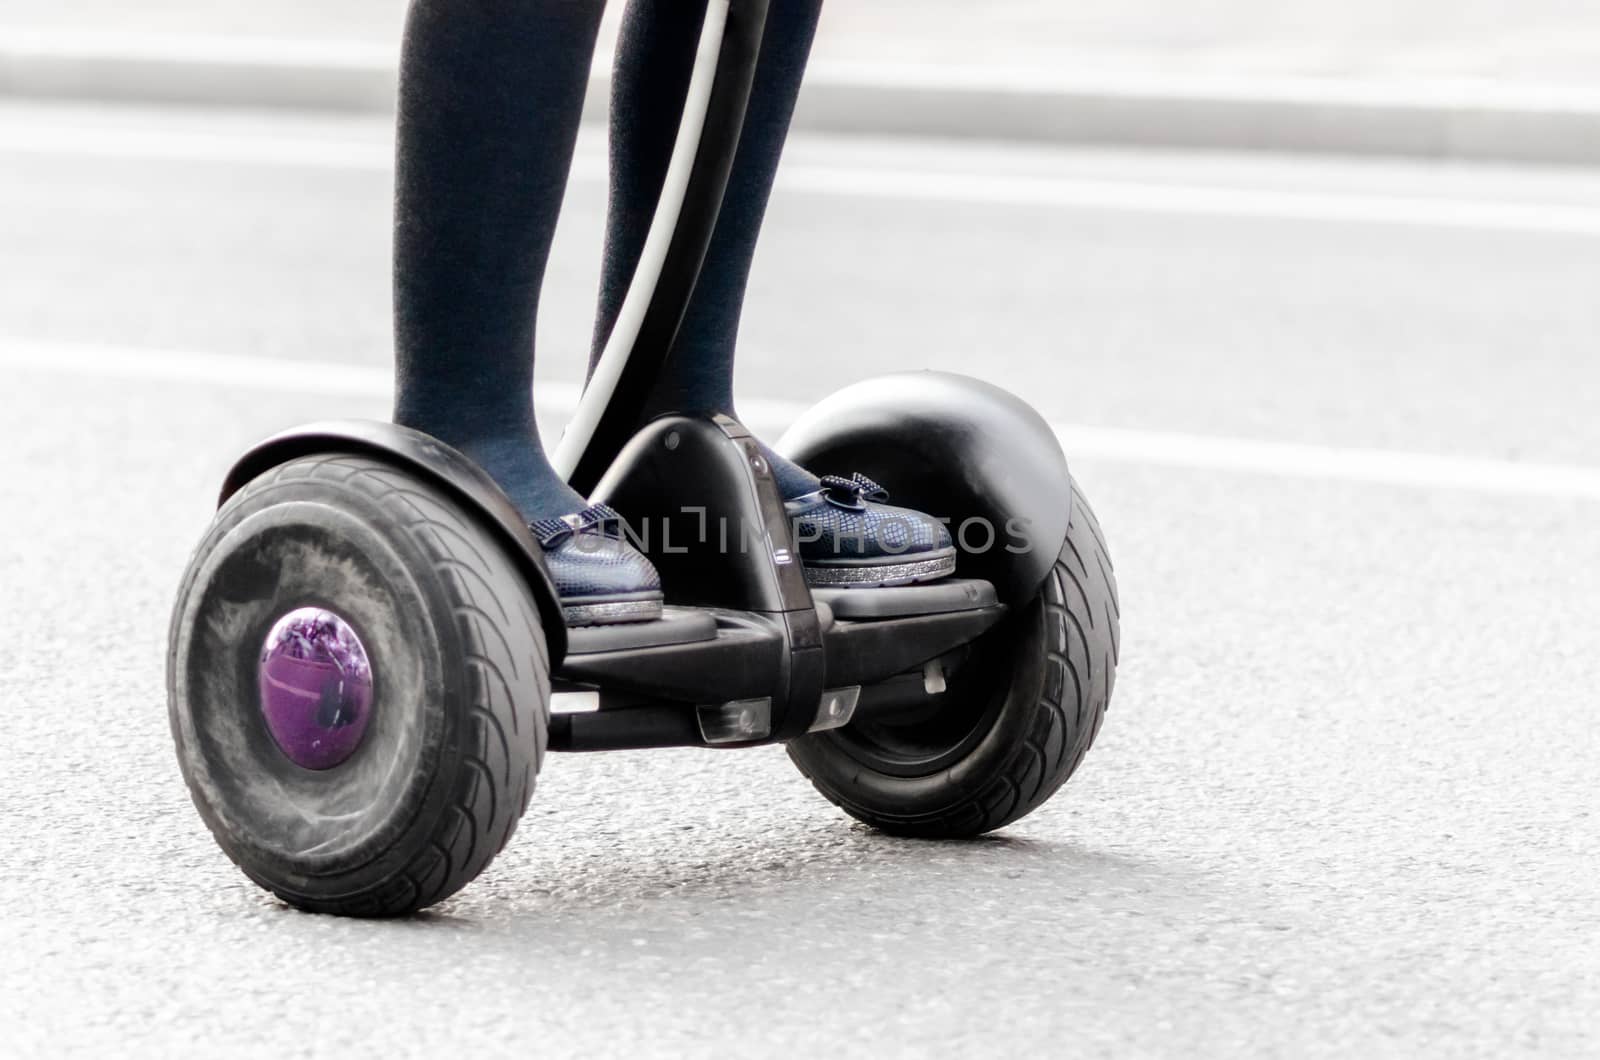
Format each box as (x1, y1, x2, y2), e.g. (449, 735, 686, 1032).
(167, 0, 1120, 917)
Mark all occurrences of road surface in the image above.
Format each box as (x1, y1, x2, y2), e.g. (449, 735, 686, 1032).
(0, 101, 1597, 1057)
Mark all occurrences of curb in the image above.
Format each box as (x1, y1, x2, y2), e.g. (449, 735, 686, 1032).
(5, 34, 1600, 166)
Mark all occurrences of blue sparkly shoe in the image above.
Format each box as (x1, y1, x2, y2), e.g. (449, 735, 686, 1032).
(785, 474, 957, 588)
(531, 504, 663, 626)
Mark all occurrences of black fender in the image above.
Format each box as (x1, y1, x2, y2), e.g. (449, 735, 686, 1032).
(220, 420, 567, 664)
(777, 372, 1070, 607)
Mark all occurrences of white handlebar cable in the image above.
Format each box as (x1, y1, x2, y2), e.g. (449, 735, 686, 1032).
(551, 0, 732, 480)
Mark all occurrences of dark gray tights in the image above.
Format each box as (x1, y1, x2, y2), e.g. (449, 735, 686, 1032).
(392, 0, 824, 520)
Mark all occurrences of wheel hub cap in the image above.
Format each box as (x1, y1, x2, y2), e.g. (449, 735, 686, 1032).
(258, 607, 374, 770)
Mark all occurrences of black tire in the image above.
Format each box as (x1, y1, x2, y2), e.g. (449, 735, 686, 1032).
(788, 477, 1119, 837)
(168, 454, 549, 916)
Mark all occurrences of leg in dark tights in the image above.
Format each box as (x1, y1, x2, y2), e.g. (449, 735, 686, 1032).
(593, 0, 825, 500)
(392, 0, 603, 521)
(390, 0, 951, 601)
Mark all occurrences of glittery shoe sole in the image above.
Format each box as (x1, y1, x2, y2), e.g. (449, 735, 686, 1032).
(801, 548, 958, 589)
(561, 591, 664, 627)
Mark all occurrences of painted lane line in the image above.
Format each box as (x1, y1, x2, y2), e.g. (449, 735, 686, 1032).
(776, 165, 1600, 238)
(0, 337, 592, 411)
(14, 31, 1600, 113)
(1048, 423, 1600, 500)
(0, 120, 394, 169)
(4, 120, 1600, 237)
(0, 31, 398, 66)
(0, 338, 392, 396)
(6, 337, 1600, 502)
(803, 63, 1600, 113)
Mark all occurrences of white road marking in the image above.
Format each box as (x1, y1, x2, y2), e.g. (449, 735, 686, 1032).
(0, 336, 587, 408)
(776, 165, 1600, 237)
(1, 31, 398, 66)
(803, 62, 1600, 113)
(4, 117, 1600, 236)
(0, 120, 394, 169)
(1048, 422, 1600, 500)
(12, 31, 1600, 110)
(7, 336, 1600, 502)
(0, 338, 392, 396)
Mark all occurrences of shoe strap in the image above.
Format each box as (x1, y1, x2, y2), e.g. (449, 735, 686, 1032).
(530, 503, 627, 547)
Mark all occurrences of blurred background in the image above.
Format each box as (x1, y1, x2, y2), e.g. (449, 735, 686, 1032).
(2, 2, 1598, 1057)
(9, 0, 1600, 78)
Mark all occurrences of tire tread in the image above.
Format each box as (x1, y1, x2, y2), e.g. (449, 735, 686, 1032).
(235, 456, 546, 916)
(791, 477, 1119, 838)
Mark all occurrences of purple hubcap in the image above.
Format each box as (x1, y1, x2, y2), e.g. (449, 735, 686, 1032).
(258, 608, 375, 771)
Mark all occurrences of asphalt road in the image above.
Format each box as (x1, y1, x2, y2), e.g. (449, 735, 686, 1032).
(1, 101, 1598, 1057)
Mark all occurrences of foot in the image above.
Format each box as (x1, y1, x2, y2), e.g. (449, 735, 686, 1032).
(531, 504, 664, 626)
(785, 473, 957, 588)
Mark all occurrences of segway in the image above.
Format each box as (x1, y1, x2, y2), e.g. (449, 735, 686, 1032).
(166, 0, 1120, 917)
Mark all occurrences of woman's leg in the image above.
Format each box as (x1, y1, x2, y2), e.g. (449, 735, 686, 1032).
(592, 0, 825, 500)
(392, 0, 603, 521)
(593, 0, 956, 588)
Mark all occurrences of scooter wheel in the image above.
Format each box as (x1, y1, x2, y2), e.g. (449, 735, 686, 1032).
(788, 477, 1118, 838)
(168, 454, 549, 916)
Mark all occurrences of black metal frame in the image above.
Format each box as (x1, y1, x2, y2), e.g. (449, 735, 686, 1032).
(561, 414, 1009, 749)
